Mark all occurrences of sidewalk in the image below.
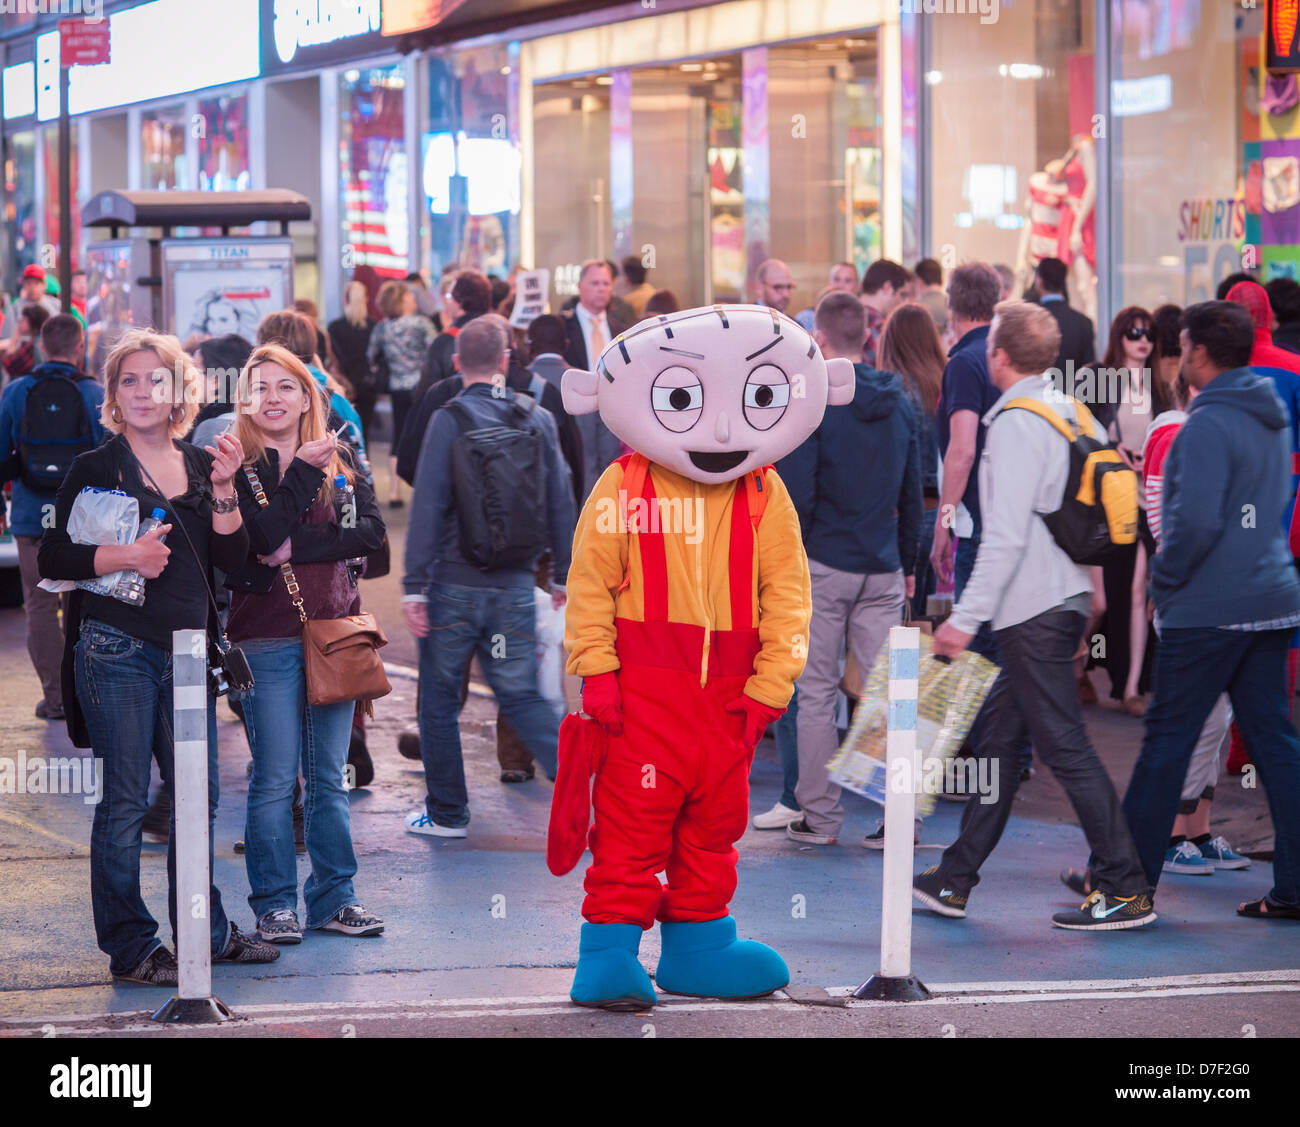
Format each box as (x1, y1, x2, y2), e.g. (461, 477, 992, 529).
(0, 605, 1291, 1025)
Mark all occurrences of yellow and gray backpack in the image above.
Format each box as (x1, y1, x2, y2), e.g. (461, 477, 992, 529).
(1002, 396, 1138, 565)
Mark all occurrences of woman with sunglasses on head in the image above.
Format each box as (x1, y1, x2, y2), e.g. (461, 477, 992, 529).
(226, 344, 386, 946)
(38, 329, 280, 985)
(1095, 308, 1172, 713)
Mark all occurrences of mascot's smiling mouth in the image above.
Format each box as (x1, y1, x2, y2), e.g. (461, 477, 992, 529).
(688, 450, 749, 473)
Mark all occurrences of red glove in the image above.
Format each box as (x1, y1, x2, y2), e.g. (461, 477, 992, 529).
(582, 671, 623, 737)
(726, 694, 785, 750)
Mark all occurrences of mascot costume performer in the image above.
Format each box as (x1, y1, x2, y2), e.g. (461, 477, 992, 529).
(547, 303, 854, 1010)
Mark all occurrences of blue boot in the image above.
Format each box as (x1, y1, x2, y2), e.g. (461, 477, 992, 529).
(656, 917, 789, 999)
(570, 922, 657, 1010)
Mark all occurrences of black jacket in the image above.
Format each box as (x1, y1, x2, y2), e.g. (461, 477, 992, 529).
(224, 445, 385, 596)
(396, 368, 585, 502)
(37, 435, 248, 748)
(1040, 296, 1096, 381)
(562, 307, 628, 370)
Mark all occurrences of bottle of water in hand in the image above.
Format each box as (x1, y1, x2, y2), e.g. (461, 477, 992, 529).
(118, 507, 167, 606)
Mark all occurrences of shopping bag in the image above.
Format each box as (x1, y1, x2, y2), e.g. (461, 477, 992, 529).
(826, 633, 998, 815)
(37, 487, 140, 597)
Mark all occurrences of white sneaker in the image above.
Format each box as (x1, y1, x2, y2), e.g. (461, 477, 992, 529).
(404, 810, 467, 838)
(752, 802, 801, 830)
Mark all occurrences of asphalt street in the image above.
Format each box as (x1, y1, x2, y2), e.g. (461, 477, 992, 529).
(1, 454, 1297, 1039)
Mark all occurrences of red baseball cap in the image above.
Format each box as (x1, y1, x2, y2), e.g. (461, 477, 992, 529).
(22, 264, 45, 281)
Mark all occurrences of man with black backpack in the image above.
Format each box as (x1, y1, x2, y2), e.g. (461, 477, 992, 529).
(0, 314, 102, 720)
(401, 314, 575, 836)
(915, 301, 1154, 931)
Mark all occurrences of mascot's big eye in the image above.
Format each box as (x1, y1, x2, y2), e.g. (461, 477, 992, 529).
(651, 366, 704, 433)
(743, 364, 790, 431)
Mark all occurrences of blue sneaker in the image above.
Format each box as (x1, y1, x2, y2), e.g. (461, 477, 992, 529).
(1198, 836, 1251, 870)
(656, 917, 788, 999)
(1162, 840, 1214, 875)
(570, 922, 657, 1011)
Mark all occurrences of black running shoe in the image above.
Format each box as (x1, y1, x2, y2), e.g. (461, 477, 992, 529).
(257, 908, 303, 945)
(911, 866, 968, 918)
(1051, 889, 1157, 931)
(318, 905, 384, 937)
(142, 790, 171, 843)
(348, 727, 374, 788)
(215, 922, 282, 963)
(113, 945, 178, 986)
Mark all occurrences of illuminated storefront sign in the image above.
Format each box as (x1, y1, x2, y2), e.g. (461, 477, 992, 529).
(262, 0, 388, 73)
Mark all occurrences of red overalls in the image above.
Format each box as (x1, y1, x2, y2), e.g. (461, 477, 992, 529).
(580, 460, 764, 928)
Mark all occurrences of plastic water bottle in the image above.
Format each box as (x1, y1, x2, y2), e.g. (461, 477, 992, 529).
(336, 474, 365, 583)
(118, 507, 167, 606)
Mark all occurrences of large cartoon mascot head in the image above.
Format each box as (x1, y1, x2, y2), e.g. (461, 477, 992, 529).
(561, 304, 857, 482)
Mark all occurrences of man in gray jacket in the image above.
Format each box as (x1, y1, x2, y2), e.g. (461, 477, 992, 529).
(914, 301, 1154, 931)
(402, 315, 576, 836)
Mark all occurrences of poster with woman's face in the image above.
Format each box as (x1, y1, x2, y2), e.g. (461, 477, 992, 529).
(162, 239, 293, 344)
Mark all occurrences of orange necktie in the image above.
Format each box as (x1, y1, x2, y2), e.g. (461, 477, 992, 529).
(590, 318, 606, 361)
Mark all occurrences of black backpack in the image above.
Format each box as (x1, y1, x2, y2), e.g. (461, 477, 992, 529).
(446, 390, 549, 571)
(18, 371, 95, 491)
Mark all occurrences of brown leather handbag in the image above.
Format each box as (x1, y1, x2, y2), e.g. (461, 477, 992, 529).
(245, 467, 392, 714)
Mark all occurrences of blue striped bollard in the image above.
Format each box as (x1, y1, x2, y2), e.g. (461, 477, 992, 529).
(853, 624, 931, 1001)
(151, 629, 232, 1024)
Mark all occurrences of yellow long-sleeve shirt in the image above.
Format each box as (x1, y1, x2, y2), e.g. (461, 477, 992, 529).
(563, 458, 811, 710)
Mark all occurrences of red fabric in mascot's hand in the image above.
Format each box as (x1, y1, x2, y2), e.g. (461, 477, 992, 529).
(547, 712, 606, 876)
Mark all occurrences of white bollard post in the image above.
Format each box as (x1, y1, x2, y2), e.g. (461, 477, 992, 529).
(854, 625, 931, 1001)
(152, 629, 231, 1023)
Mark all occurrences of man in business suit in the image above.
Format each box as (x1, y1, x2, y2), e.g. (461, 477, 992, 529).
(1036, 256, 1096, 382)
(561, 263, 626, 492)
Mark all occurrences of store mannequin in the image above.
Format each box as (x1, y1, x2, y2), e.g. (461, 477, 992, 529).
(1016, 136, 1098, 321)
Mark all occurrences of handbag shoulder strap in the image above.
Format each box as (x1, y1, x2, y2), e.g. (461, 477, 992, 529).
(244, 465, 308, 625)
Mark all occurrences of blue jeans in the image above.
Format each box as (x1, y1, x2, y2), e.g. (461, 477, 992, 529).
(773, 686, 800, 809)
(76, 619, 230, 976)
(243, 641, 360, 927)
(1113, 626, 1300, 902)
(418, 583, 560, 827)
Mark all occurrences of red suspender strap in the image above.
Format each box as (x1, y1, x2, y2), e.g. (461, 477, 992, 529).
(638, 470, 670, 621)
(729, 474, 755, 631)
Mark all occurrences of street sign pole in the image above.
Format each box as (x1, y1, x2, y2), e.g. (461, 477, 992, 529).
(57, 16, 111, 313)
(58, 63, 71, 314)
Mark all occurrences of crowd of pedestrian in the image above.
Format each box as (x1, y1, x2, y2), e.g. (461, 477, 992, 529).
(3, 240, 1300, 989)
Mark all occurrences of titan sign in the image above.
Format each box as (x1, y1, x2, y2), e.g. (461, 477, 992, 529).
(272, 0, 382, 65)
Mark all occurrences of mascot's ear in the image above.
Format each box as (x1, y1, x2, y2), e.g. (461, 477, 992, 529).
(562, 367, 600, 416)
(826, 358, 856, 406)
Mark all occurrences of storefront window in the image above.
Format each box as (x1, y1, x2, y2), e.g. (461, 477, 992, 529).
(533, 78, 611, 305)
(43, 123, 80, 272)
(197, 92, 251, 191)
(141, 104, 189, 190)
(929, 0, 1097, 318)
(339, 65, 408, 295)
(767, 38, 881, 308)
(424, 44, 518, 280)
(1112, 2, 1255, 312)
(530, 30, 884, 315)
(5, 129, 37, 284)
